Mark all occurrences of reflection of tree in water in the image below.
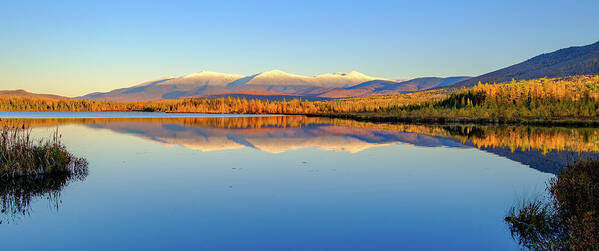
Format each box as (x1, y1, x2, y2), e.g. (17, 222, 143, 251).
(505, 159, 599, 250)
(0, 164, 88, 224)
(6, 117, 599, 153)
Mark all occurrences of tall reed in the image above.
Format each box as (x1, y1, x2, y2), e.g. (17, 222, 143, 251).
(0, 124, 87, 178)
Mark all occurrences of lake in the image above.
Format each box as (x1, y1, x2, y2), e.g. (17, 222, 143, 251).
(1, 113, 598, 250)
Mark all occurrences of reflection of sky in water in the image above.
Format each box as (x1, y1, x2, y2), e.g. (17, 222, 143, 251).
(0, 117, 559, 250)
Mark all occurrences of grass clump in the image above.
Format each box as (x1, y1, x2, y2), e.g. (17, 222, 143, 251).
(0, 123, 88, 224)
(0, 124, 87, 178)
(505, 159, 599, 250)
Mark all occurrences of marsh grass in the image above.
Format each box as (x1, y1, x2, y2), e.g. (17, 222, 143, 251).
(505, 159, 599, 250)
(0, 124, 87, 178)
(505, 200, 563, 250)
(0, 123, 88, 224)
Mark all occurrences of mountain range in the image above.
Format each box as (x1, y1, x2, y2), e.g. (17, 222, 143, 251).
(2, 41, 598, 101)
(79, 70, 469, 101)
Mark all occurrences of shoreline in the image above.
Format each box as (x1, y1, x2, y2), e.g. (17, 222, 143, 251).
(305, 113, 599, 127)
(1, 110, 599, 127)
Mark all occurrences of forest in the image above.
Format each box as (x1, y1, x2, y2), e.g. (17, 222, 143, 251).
(1, 75, 598, 123)
(388, 75, 599, 119)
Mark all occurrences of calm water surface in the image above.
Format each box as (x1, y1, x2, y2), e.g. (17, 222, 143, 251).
(0, 112, 278, 118)
(2, 113, 598, 250)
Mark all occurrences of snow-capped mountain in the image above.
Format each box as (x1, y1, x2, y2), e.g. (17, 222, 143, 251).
(79, 70, 468, 101)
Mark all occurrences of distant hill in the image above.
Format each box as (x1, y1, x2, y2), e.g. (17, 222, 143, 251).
(393, 77, 472, 90)
(352, 77, 470, 92)
(79, 70, 464, 101)
(316, 77, 470, 98)
(0, 90, 67, 99)
(452, 41, 599, 88)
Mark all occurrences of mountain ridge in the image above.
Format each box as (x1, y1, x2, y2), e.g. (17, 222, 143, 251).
(451, 41, 599, 88)
(3, 42, 599, 101)
(0, 90, 68, 99)
(78, 70, 470, 101)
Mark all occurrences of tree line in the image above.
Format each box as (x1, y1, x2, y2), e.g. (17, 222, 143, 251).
(386, 75, 599, 119)
(1, 75, 598, 120)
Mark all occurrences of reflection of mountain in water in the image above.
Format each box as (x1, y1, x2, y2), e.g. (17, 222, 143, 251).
(466, 143, 598, 174)
(87, 119, 466, 153)
(438, 126, 599, 174)
(11, 116, 599, 175)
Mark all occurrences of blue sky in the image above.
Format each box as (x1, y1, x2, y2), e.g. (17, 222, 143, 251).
(1, 0, 598, 96)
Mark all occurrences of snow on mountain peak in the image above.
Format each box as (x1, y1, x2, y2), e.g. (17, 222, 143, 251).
(182, 71, 243, 79)
(316, 71, 374, 80)
(258, 69, 305, 78)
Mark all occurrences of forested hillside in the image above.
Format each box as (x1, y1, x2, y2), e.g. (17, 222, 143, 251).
(452, 41, 599, 87)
